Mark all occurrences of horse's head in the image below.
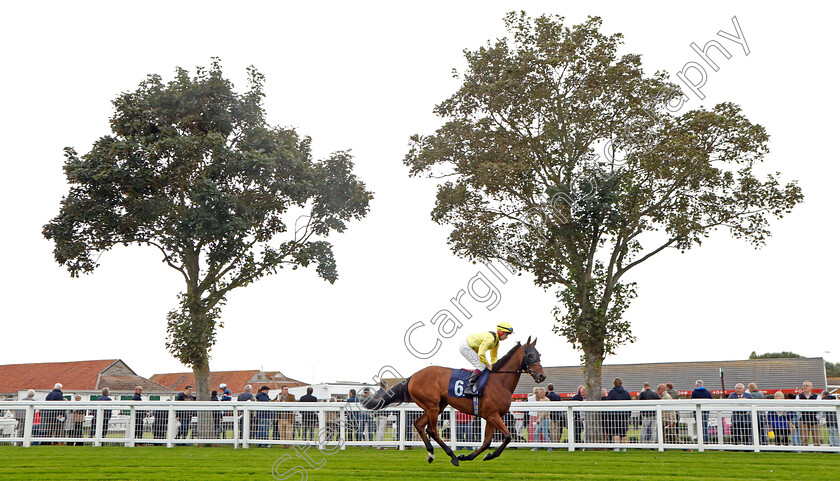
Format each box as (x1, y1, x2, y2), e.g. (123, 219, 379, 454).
(522, 336, 546, 384)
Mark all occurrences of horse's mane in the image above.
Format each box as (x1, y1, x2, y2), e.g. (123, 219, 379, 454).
(491, 342, 522, 371)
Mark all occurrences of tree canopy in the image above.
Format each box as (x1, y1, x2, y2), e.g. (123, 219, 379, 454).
(404, 13, 803, 400)
(749, 351, 804, 359)
(44, 60, 372, 399)
(750, 352, 838, 376)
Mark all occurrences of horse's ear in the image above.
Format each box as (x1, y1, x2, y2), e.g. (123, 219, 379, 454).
(526, 336, 532, 345)
(533, 337, 538, 346)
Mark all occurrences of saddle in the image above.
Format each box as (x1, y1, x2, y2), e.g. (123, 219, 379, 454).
(449, 369, 490, 398)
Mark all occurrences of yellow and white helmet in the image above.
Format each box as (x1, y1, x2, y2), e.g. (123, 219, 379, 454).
(496, 322, 513, 334)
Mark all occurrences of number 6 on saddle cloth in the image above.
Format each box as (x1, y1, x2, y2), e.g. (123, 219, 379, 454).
(449, 369, 491, 398)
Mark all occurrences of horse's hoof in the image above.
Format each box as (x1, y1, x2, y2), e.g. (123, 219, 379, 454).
(450, 457, 459, 466)
(457, 454, 468, 461)
(426, 452, 434, 463)
(483, 453, 494, 461)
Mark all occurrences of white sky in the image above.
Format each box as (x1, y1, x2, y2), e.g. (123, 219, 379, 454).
(1, 2, 837, 388)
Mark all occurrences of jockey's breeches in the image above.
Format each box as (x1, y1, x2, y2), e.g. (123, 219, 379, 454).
(459, 342, 489, 370)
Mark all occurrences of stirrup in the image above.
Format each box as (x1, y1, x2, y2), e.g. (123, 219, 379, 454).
(464, 375, 479, 396)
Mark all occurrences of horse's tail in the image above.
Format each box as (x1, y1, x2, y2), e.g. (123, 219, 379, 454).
(362, 377, 412, 410)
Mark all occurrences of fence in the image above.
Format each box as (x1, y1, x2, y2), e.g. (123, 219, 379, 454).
(1, 400, 838, 452)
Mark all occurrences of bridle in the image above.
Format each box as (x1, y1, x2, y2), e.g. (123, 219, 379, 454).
(492, 345, 542, 378)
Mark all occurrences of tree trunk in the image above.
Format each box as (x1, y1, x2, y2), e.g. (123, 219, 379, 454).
(583, 349, 603, 401)
(194, 359, 211, 401)
(582, 347, 605, 443)
(193, 360, 215, 440)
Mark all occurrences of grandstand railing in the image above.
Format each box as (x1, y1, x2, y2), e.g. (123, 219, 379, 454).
(2, 400, 838, 452)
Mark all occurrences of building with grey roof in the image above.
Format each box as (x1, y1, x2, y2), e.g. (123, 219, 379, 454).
(383, 357, 827, 399)
(517, 357, 827, 397)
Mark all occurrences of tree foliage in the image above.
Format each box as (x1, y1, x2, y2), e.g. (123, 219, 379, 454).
(750, 352, 838, 376)
(749, 351, 804, 359)
(404, 13, 803, 400)
(827, 362, 840, 378)
(44, 60, 372, 399)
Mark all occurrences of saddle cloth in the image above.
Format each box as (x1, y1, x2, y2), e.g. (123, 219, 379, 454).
(448, 369, 490, 398)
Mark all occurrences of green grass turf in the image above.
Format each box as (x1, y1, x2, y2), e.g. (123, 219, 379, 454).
(1, 446, 838, 480)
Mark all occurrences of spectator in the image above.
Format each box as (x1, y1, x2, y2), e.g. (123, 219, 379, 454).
(31, 409, 42, 445)
(42, 383, 65, 441)
(237, 384, 255, 402)
(374, 381, 391, 449)
(639, 382, 660, 443)
(785, 392, 802, 446)
(358, 388, 375, 442)
(299, 386, 318, 442)
(691, 380, 712, 399)
(512, 401, 526, 442)
(545, 383, 564, 443)
(402, 389, 426, 445)
(67, 394, 87, 446)
(326, 397, 341, 445)
(210, 390, 223, 438)
(821, 391, 839, 447)
(501, 410, 525, 443)
(274, 386, 296, 447)
(691, 380, 712, 443)
(175, 385, 195, 441)
(267, 390, 282, 442)
(14, 389, 36, 438)
(45, 383, 65, 402)
(606, 377, 631, 451)
(527, 387, 539, 442)
(455, 409, 478, 448)
(748, 383, 767, 444)
(132, 386, 145, 442)
(237, 384, 256, 436)
(219, 383, 232, 401)
(254, 385, 272, 445)
(600, 387, 610, 442)
(346, 389, 360, 441)
(658, 384, 678, 444)
(571, 386, 585, 444)
(796, 381, 820, 446)
(531, 387, 553, 451)
(91, 387, 113, 440)
(767, 391, 790, 445)
(666, 382, 679, 400)
(728, 383, 753, 446)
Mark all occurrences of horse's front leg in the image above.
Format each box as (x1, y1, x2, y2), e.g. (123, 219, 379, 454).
(457, 418, 496, 461)
(482, 413, 511, 461)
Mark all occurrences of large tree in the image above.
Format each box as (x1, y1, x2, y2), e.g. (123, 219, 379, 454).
(44, 60, 372, 401)
(404, 13, 802, 401)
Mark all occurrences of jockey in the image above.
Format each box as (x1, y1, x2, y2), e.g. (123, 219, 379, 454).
(460, 322, 513, 396)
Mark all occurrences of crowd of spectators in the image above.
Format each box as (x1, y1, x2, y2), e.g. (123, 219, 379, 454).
(4, 378, 838, 450)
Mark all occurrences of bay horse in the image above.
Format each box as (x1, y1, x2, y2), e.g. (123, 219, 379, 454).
(363, 337, 546, 465)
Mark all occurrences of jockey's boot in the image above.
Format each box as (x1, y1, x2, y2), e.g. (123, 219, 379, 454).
(464, 369, 483, 396)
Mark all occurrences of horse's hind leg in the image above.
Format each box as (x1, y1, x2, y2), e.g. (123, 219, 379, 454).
(413, 412, 435, 463)
(482, 413, 511, 461)
(423, 408, 459, 466)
